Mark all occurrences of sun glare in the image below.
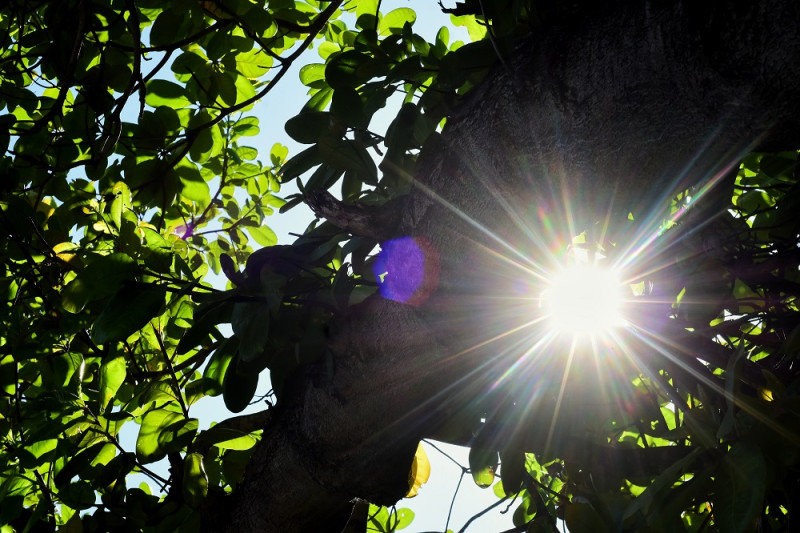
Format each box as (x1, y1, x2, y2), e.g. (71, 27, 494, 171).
(543, 264, 626, 336)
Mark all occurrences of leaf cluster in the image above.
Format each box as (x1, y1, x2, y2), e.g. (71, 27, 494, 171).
(0, 0, 353, 529)
(0, 0, 503, 528)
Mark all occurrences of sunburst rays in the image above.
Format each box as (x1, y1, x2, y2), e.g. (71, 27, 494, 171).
(375, 132, 800, 465)
(393, 149, 760, 449)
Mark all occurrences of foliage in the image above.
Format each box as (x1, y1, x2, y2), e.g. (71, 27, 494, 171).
(366, 504, 415, 533)
(1, 0, 799, 532)
(0, 0, 491, 529)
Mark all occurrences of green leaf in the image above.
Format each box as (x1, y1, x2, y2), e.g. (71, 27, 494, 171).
(493, 480, 507, 499)
(279, 145, 322, 180)
(395, 508, 415, 530)
(182, 453, 208, 507)
(110, 181, 132, 229)
(499, 445, 526, 495)
(367, 505, 391, 533)
(55, 442, 116, 487)
(59, 481, 96, 510)
(23, 438, 58, 467)
(145, 80, 192, 109)
(623, 448, 702, 520)
(299, 63, 326, 86)
(325, 50, 370, 89)
(62, 253, 137, 313)
(142, 228, 174, 274)
(284, 111, 333, 144)
(341, 170, 362, 201)
(236, 48, 273, 79)
(355, 0, 379, 19)
(304, 163, 344, 192)
(246, 225, 278, 247)
(378, 8, 416, 36)
(734, 189, 776, 213)
(172, 50, 210, 81)
(233, 116, 260, 138)
(231, 302, 270, 362)
(91, 282, 167, 344)
(331, 87, 366, 128)
(0, 354, 16, 395)
(157, 417, 199, 454)
(233, 72, 256, 106)
(202, 338, 237, 396)
(450, 14, 488, 41)
(177, 163, 211, 206)
(98, 353, 126, 409)
(194, 427, 257, 451)
(177, 300, 234, 355)
(189, 112, 223, 163)
(150, 8, 183, 47)
(223, 360, 259, 413)
(304, 86, 334, 111)
(136, 405, 183, 464)
(717, 341, 747, 439)
(318, 137, 377, 183)
(42, 352, 83, 388)
(469, 442, 498, 488)
(216, 71, 238, 106)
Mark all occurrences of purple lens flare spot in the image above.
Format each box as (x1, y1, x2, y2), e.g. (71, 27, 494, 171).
(373, 236, 440, 306)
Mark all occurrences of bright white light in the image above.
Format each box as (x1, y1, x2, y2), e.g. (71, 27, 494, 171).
(542, 265, 626, 336)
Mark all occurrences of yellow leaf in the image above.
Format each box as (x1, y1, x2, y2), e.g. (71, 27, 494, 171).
(759, 388, 774, 402)
(406, 442, 431, 498)
(36, 197, 55, 220)
(53, 242, 81, 268)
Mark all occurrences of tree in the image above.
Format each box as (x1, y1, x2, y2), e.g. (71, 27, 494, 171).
(2, 0, 800, 532)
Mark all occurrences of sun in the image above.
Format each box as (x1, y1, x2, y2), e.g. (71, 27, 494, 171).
(542, 263, 627, 336)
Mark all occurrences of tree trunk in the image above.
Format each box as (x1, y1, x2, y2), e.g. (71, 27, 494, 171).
(221, 1, 800, 531)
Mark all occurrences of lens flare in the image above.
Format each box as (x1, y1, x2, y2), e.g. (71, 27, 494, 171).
(542, 264, 626, 336)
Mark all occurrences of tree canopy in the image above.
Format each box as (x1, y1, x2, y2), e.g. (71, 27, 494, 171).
(2, 0, 800, 532)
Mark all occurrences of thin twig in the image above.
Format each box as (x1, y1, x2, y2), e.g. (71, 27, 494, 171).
(457, 495, 511, 533)
(152, 324, 190, 418)
(446, 470, 465, 532)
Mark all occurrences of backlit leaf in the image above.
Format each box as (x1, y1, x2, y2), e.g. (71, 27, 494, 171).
(202, 337, 238, 396)
(177, 163, 211, 206)
(406, 442, 430, 497)
(136, 404, 183, 464)
(378, 8, 416, 36)
(246, 225, 278, 247)
(145, 80, 192, 109)
(157, 417, 199, 454)
(98, 353, 126, 409)
(195, 426, 257, 451)
(469, 442, 498, 488)
(299, 63, 326, 86)
(182, 453, 208, 507)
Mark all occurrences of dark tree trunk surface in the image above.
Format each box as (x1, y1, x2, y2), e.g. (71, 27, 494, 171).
(222, 2, 800, 531)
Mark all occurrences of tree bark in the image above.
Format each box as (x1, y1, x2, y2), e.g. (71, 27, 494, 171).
(221, 1, 800, 531)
